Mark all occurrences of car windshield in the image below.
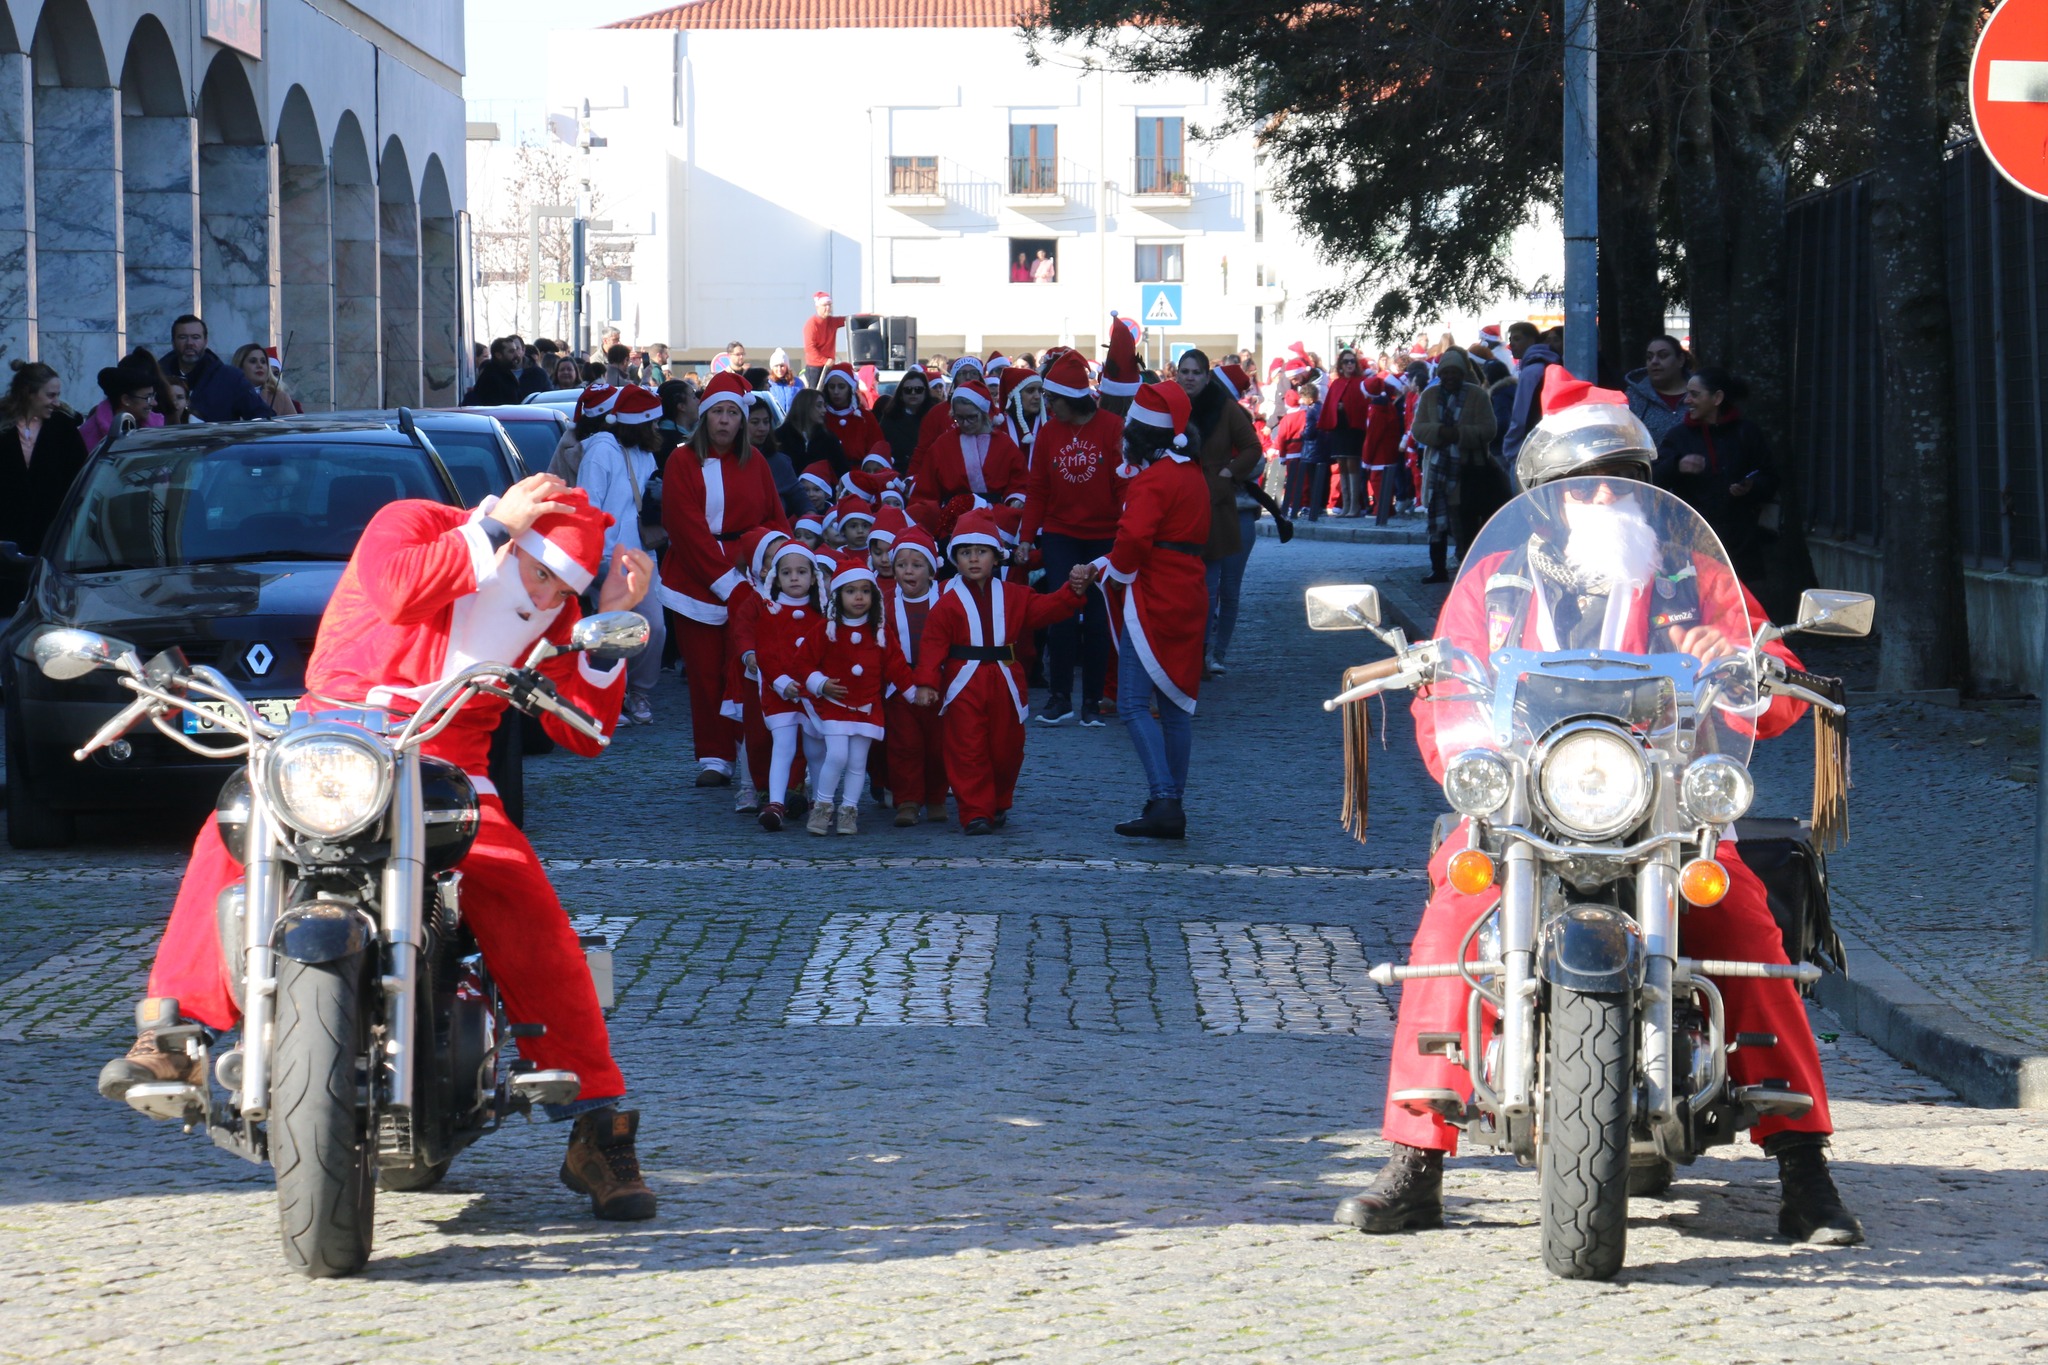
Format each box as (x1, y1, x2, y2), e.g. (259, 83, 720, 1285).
(493, 419, 559, 476)
(54, 441, 445, 572)
(419, 427, 515, 503)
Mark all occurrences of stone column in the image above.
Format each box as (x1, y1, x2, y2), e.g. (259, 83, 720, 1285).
(380, 197, 419, 407)
(33, 84, 122, 384)
(198, 142, 276, 357)
(0, 54, 36, 369)
(330, 177, 379, 407)
(121, 114, 199, 361)
(278, 161, 333, 410)
(419, 214, 458, 407)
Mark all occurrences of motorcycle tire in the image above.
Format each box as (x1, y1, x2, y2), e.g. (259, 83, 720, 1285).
(378, 1158, 452, 1193)
(1538, 988, 1634, 1280)
(271, 954, 376, 1278)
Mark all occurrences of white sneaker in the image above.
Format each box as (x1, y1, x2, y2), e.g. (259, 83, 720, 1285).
(806, 802, 835, 835)
(836, 803, 860, 835)
(735, 787, 761, 814)
(625, 692, 653, 725)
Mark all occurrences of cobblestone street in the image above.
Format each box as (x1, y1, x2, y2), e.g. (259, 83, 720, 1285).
(3, 538, 2046, 1361)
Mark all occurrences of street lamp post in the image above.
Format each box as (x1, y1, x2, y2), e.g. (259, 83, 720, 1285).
(1561, 0, 1598, 379)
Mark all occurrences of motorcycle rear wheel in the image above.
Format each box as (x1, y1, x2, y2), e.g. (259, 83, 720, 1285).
(271, 955, 376, 1278)
(1538, 988, 1634, 1280)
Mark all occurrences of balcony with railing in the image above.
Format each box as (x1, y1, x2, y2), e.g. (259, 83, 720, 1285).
(1131, 155, 1192, 204)
(885, 155, 944, 208)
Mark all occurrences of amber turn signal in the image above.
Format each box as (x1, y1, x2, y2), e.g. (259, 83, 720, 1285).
(1446, 848, 1496, 895)
(1680, 858, 1730, 906)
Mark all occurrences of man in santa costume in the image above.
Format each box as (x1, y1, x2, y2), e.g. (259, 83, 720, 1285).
(1092, 382, 1212, 839)
(100, 473, 662, 1221)
(1334, 371, 1861, 1248)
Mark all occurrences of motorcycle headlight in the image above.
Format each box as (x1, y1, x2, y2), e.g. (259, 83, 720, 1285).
(1681, 754, 1754, 825)
(1443, 750, 1515, 818)
(1535, 723, 1651, 840)
(264, 725, 392, 840)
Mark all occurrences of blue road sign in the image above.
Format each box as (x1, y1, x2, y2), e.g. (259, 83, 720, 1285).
(1140, 283, 1183, 328)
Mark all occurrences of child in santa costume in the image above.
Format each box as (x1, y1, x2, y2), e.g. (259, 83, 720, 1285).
(801, 551, 912, 834)
(574, 383, 667, 725)
(1094, 381, 1213, 839)
(658, 371, 791, 786)
(832, 497, 876, 556)
(909, 510, 1095, 834)
(102, 475, 662, 1221)
(792, 513, 825, 548)
(724, 526, 799, 812)
(817, 363, 884, 471)
(753, 538, 828, 830)
(881, 528, 949, 826)
(911, 378, 1027, 507)
(868, 505, 906, 579)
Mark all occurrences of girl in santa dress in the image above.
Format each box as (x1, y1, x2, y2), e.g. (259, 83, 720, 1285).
(800, 550, 912, 835)
(753, 539, 829, 831)
(724, 527, 802, 813)
(657, 371, 792, 786)
(816, 363, 885, 473)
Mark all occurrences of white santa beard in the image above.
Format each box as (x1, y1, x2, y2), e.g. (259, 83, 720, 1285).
(1561, 497, 1658, 587)
(443, 554, 565, 678)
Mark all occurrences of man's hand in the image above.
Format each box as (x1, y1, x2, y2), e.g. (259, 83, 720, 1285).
(1728, 479, 1754, 498)
(1067, 562, 1097, 595)
(911, 685, 940, 707)
(1670, 624, 1737, 664)
(494, 472, 576, 535)
(1678, 454, 1707, 476)
(596, 547, 655, 613)
(820, 677, 849, 702)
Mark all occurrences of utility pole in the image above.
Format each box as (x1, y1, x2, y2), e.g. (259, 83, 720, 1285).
(571, 215, 589, 358)
(1561, 0, 1598, 379)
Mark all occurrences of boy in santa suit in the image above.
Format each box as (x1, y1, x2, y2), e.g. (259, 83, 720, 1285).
(881, 528, 949, 826)
(909, 510, 1096, 834)
(1092, 382, 1213, 839)
(911, 378, 1027, 507)
(102, 475, 662, 1221)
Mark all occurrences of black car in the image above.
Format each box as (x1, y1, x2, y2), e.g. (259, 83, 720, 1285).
(313, 409, 527, 504)
(2, 420, 463, 848)
(457, 404, 570, 477)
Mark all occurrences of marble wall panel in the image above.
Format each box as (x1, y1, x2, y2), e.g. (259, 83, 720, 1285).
(331, 179, 379, 408)
(379, 199, 419, 408)
(34, 85, 122, 377)
(121, 115, 198, 355)
(419, 214, 457, 408)
(0, 54, 35, 368)
(278, 161, 333, 410)
(198, 143, 275, 355)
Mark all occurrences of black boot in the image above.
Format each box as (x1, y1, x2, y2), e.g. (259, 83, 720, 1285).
(1421, 540, 1450, 585)
(1115, 797, 1186, 839)
(1333, 1143, 1444, 1233)
(1769, 1134, 1864, 1246)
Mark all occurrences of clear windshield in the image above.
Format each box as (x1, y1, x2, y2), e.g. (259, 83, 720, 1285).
(1421, 477, 1761, 772)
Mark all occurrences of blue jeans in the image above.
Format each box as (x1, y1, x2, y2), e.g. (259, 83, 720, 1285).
(1204, 508, 1258, 661)
(1118, 623, 1192, 801)
(1036, 532, 1114, 706)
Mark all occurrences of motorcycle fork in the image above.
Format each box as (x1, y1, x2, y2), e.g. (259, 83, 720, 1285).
(239, 753, 284, 1121)
(379, 749, 426, 1115)
(1637, 851, 1682, 1152)
(1495, 841, 1540, 1119)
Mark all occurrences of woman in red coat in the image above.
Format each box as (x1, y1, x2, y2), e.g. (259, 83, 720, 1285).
(1093, 381, 1211, 839)
(659, 371, 792, 785)
(817, 362, 885, 469)
(911, 378, 1026, 507)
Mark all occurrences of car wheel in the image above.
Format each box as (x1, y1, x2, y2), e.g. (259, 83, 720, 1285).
(6, 699, 76, 849)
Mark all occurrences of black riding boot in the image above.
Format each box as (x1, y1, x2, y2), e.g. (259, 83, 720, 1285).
(1115, 797, 1186, 839)
(1768, 1133, 1864, 1245)
(1422, 540, 1450, 584)
(1333, 1143, 1444, 1233)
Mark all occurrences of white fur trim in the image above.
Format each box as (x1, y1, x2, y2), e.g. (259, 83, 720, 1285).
(700, 388, 751, 413)
(833, 565, 878, 591)
(1093, 553, 1135, 586)
(772, 673, 800, 699)
(1212, 370, 1241, 399)
(1098, 374, 1141, 397)
(579, 655, 626, 689)
(703, 458, 727, 535)
(949, 531, 1002, 553)
(657, 580, 727, 625)
(710, 567, 743, 602)
(457, 518, 498, 587)
(469, 774, 498, 798)
(514, 527, 595, 593)
(1128, 402, 1172, 430)
(1123, 585, 1196, 714)
(1041, 375, 1093, 400)
(806, 671, 830, 696)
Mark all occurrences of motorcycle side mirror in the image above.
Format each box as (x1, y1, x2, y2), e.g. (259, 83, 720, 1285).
(570, 611, 651, 663)
(1792, 589, 1875, 638)
(33, 627, 134, 681)
(1305, 584, 1383, 632)
(0, 539, 34, 569)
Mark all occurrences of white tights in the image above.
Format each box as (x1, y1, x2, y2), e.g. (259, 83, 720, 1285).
(813, 733, 871, 809)
(767, 725, 825, 807)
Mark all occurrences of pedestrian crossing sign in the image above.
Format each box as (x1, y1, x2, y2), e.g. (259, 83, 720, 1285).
(1141, 284, 1183, 328)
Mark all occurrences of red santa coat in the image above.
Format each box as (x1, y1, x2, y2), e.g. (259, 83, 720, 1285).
(820, 407, 885, 473)
(1363, 379, 1406, 470)
(913, 427, 1027, 506)
(304, 500, 627, 779)
(1094, 452, 1212, 713)
(803, 614, 913, 739)
(913, 575, 1083, 720)
(754, 594, 825, 729)
(657, 447, 791, 625)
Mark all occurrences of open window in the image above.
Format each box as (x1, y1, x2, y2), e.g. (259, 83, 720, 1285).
(1008, 237, 1058, 284)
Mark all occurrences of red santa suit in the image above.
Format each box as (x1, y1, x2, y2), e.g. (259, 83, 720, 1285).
(880, 532, 948, 813)
(723, 528, 795, 794)
(1362, 375, 1406, 513)
(912, 513, 1084, 827)
(1384, 514, 1830, 1154)
(802, 598, 912, 741)
(817, 363, 885, 473)
(1092, 432, 1213, 714)
(658, 373, 792, 776)
(912, 379, 1026, 508)
(145, 493, 633, 1103)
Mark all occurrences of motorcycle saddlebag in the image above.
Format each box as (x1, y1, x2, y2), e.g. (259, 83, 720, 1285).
(1732, 817, 1846, 992)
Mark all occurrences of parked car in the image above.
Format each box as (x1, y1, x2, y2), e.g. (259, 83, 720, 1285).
(312, 409, 524, 507)
(456, 404, 569, 478)
(2, 419, 467, 848)
(521, 388, 583, 416)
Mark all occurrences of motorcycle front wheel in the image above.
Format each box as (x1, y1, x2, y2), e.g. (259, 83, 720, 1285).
(270, 954, 376, 1278)
(1538, 988, 1634, 1280)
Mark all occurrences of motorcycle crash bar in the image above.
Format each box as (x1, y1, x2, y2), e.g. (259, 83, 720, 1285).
(1369, 960, 1504, 986)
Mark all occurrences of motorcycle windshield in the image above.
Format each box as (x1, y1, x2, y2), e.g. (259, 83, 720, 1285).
(1421, 477, 1759, 774)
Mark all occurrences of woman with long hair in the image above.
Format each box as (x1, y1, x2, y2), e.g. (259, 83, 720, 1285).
(232, 343, 300, 415)
(873, 368, 934, 473)
(658, 371, 792, 786)
(1003, 369, 1045, 470)
(0, 360, 88, 611)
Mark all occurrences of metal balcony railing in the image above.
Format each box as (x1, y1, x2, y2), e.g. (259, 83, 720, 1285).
(888, 156, 940, 196)
(1007, 156, 1059, 195)
(1131, 156, 1189, 196)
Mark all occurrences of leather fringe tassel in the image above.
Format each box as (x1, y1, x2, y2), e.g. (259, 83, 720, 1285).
(1794, 670, 1850, 851)
(1338, 663, 1381, 842)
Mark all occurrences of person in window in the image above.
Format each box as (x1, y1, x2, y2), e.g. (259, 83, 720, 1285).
(1031, 249, 1057, 284)
(1012, 252, 1032, 284)
(552, 356, 583, 389)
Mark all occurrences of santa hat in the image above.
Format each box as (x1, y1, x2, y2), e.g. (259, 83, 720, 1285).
(869, 505, 908, 548)
(1477, 324, 1504, 353)
(739, 526, 793, 580)
(989, 504, 1023, 546)
(699, 370, 753, 414)
(576, 384, 620, 423)
(999, 367, 1040, 408)
(819, 362, 861, 401)
(949, 355, 985, 383)
(833, 495, 876, 528)
(794, 513, 826, 539)
(265, 346, 282, 373)
(948, 508, 1005, 556)
(1041, 349, 1094, 401)
(1099, 312, 1142, 398)
(950, 378, 994, 414)
(611, 384, 661, 425)
(767, 537, 814, 580)
(1540, 363, 1630, 414)
(829, 549, 877, 593)
(814, 290, 832, 304)
(1039, 345, 1073, 373)
(985, 351, 1009, 375)
(514, 486, 611, 594)
(799, 462, 836, 499)
(1212, 361, 1253, 400)
(892, 526, 941, 573)
(1128, 380, 1193, 453)
(1408, 343, 1429, 359)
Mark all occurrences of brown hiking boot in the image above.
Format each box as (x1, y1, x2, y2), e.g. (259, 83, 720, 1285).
(560, 1106, 658, 1220)
(97, 997, 202, 1101)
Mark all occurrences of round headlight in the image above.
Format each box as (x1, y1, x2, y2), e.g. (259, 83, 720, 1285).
(1681, 754, 1754, 825)
(264, 726, 391, 840)
(1536, 723, 1651, 840)
(1443, 750, 1514, 818)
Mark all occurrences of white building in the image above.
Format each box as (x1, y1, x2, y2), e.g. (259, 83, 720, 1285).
(527, 0, 1354, 368)
(0, 0, 467, 409)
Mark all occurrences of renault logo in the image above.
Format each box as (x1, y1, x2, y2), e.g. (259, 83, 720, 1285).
(245, 642, 275, 676)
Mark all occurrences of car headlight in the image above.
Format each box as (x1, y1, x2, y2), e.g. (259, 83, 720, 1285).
(264, 725, 392, 840)
(1443, 750, 1514, 818)
(1535, 722, 1651, 840)
(1681, 754, 1754, 825)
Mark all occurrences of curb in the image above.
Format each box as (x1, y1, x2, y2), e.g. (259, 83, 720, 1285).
(1258, 519, 1430, 546)
(1813, 930, 2048, 1108)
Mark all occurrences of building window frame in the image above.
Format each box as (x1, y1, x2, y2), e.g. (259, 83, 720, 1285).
(1135, 241, 1184, 284)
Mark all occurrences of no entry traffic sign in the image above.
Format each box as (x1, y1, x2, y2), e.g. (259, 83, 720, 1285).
(1972, 0, 2048, 201)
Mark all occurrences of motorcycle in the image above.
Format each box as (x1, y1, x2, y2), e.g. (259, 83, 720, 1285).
(33, 610, 649, 1278)
(1308, 478, 1871, 1280)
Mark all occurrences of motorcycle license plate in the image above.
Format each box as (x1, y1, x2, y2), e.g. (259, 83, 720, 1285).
(183, 698, 295, 734)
